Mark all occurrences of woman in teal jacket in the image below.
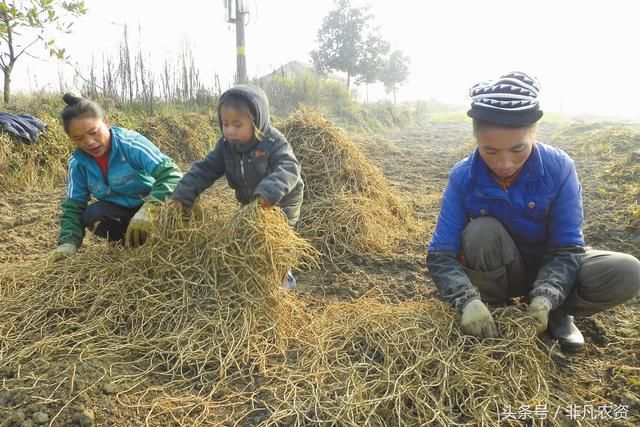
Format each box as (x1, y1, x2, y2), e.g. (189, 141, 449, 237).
(51, 93, 182, 260)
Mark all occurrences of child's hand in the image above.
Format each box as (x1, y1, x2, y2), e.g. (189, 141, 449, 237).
(166, 199, 183, 209)
(258, 196, 272, 208)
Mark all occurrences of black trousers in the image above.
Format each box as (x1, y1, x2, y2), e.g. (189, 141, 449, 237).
(80, 200, 139, 243)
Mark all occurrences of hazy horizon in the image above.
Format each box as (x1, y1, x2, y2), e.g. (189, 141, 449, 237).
(8, 0, 640, 119)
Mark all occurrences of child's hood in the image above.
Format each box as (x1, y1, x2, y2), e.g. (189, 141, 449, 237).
(219, 84, 271, 135)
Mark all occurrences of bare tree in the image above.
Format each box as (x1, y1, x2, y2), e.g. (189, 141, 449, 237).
(0, 0, 86, 102)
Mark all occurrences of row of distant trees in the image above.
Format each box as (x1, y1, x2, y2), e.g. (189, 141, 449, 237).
(0, 0, 220, 107)
(311, 0, 410, 103)
(76, 24, 221, 110)
(0, 0, 410, 106)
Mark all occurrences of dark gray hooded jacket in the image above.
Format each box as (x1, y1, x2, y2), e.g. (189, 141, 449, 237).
(170, 85, 304, 225)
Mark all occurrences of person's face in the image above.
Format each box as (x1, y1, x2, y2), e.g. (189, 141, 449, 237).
(476, 126, 535, 181)
(67, 116, 111, 157)
(221, 107, 255, 143)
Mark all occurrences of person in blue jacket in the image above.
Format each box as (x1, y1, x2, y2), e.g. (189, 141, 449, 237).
(427, 72, 640, 353)
(51, 93, 182, 260)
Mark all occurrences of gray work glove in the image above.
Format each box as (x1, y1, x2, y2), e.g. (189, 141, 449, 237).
(50, 243, 77, 262)
(460, 299, 499, 339)
(527, 296, 553, 334)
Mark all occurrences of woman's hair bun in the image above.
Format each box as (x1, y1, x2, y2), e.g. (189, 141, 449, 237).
(62, 92, 84, 106)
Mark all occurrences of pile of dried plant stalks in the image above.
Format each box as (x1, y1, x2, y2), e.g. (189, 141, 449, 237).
(0, 202, 315, 425)
(0, 202, 586, 425)
(601, 148, 640, 230)
(0, 114, 71, 188)
(561, 126, 640, 237)
(262, 296, 580, 427)
(281, 108, 415, 261)
(141, 112, 219, 164)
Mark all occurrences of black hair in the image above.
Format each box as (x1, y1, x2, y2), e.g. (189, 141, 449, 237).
(472, 118, 537, 136)
(217, 92, 257, 121)
(217, 92, 262, 140)
(61, 93, 105, 133)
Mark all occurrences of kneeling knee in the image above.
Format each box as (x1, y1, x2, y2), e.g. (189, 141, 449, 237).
(462, 217, 506, 247)
(608, 253, 640, 301)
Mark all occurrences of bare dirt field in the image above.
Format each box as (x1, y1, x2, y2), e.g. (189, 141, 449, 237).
(1, 119, 638, 426)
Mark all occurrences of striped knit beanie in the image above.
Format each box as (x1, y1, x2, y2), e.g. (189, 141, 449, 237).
(467, 71, 543, 127)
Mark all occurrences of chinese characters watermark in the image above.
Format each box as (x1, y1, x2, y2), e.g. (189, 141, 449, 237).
(499, 403, 630, 421)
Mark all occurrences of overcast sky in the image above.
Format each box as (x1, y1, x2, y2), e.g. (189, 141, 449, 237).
(12, 0, 640, 118)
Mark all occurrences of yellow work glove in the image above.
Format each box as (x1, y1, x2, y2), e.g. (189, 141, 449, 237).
(460, 299, 499, 339)
(125, 201, 156, 248)
(527, 296, 553, 334)
(50, 243, 77, 262)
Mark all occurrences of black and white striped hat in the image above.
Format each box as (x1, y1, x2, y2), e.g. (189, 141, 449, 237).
(467, 71, 543, 127)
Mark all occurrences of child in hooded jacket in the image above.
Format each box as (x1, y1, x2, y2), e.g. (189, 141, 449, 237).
(168, 85, 304, 287)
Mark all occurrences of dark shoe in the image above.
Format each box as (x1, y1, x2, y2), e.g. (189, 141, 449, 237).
(548, 310, 585, 353)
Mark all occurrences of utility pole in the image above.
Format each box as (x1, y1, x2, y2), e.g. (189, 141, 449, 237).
(235, 0, 247, 84)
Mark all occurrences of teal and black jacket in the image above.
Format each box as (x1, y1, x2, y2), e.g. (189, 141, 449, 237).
(59, 127, 182, 246)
